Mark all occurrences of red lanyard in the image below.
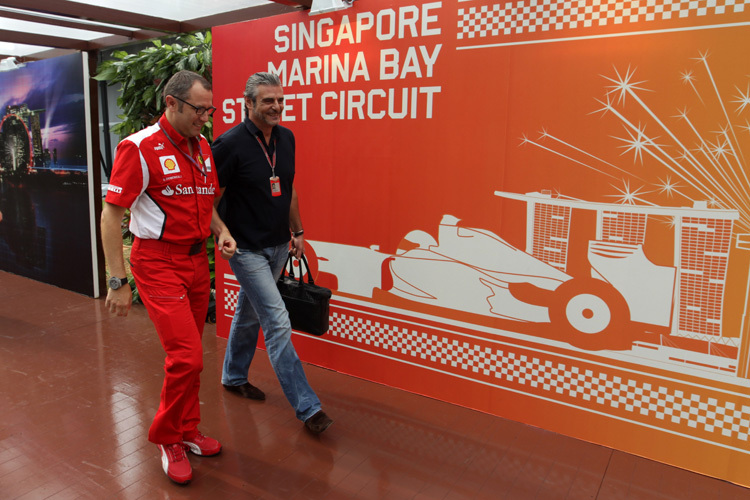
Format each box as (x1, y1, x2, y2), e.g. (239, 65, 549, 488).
(159, 123, 207, 178)
(254, 134, 276, 178)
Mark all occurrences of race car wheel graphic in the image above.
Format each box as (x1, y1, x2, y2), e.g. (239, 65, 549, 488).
(566, 294, 610, 333)
(550, 278, 630, 350)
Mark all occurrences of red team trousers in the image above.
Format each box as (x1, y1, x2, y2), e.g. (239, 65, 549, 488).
(129, 237, 210, 444)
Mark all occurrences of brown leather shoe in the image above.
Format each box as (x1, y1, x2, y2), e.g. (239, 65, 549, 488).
(304, 411, 333, 434)
(222, 382, 266, 401)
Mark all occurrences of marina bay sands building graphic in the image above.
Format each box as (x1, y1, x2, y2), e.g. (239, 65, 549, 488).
(496, 191, 742, 358)
(0, 104, 51, 176)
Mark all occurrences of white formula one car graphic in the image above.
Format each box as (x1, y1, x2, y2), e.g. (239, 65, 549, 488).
(307, 192, 739, 351)
(308, 215, 675, 350)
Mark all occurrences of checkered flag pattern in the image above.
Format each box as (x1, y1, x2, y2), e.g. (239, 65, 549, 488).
(331, 310, 750, 442)
(223, 277, 240, 314)
(457, 0, 750, 39)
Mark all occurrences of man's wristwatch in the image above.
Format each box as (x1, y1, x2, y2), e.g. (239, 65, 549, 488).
(108, 276, 128, 290)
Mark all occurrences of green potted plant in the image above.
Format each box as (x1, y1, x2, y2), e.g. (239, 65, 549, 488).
(95, 31, 213, 140)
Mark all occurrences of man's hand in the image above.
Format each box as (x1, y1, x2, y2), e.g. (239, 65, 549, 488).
(217, 231, 237, 260)
(291, 234, 304, 259)
(210, 203, 236, 260)
(105, 285, 132, 316)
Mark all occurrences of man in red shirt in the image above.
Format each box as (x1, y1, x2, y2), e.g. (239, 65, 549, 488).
(101, 70, 236, 485)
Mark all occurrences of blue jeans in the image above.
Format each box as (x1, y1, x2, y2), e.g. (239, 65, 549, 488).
(222, 242, 321, 421)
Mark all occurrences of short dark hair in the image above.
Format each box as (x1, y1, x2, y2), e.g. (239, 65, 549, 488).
(244, 72, 282, 105)
(163, 70, 211, 104)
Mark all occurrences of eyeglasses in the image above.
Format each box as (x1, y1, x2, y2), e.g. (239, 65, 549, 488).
(171, 95, 216, 117)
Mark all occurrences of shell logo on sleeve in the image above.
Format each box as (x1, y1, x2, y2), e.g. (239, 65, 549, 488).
(159, 155, 180, 175)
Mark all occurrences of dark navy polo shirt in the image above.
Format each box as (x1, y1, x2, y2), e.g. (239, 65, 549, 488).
(212, 118, 295, 250)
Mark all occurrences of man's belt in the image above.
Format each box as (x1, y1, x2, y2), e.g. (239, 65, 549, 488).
(134, 237, 205, 256)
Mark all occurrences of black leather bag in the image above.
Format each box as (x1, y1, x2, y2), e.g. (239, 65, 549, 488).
(277, 254, 332, 336)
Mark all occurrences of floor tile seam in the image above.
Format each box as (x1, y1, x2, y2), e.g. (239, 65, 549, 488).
(527, 459, 581, 499)
(10, 392, 108, 415)
(328, 443, 369, 472)
(322, 408, 494, 465)
(0, 446, 24, 466)
(39, 482, 90, 500)
(457, 438, 515, 474)
(278, 474, 320, 500)
(463, 449, 518, 498)
(290, 477, 344, 499)
(0, 456, 36, 481)
(328, 450, 375, 493)
(0, 291, 35, 302)
(378, 475, 440, 499)
(368, 445, 468, 483)
(108, 403, 145, 424)
(1, 462, 73, 498)
(4, 313, 103, 335)
(559, 464, 606, 499)
(110, 400, 143, 416)
(412, 475, 456, 498)
(593, 448, 617, 499)
(494, 436, 541, 475)
(353, 473, 389, 498)
(102, 441, 155, 474)
(200, 467, 272, 497)
(0, 284, 62, 302)
(336, 469, 374, 498)
(111, 423, 149, 445)
(13, 475, 72, 500)
(60, 463, 119, 495)
(115, 477, 167, 499)
(428, 477, 487, 500)
(109, 412, 150, 433)
(105, 461, 159, 493)
(334, 450, 424, 488)
(5, 437, 65, 458)
(109, 390, 138, 404)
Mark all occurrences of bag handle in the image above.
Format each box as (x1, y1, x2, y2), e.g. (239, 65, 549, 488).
(284, 253, 315, 286)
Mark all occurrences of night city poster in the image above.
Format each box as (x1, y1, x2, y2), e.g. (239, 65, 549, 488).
(0, 52, 95, 296)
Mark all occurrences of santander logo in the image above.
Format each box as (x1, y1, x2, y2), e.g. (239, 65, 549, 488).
(161, 186, 174, 196)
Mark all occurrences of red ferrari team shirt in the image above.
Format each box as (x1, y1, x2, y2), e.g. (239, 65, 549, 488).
(105, 115, 219, 245)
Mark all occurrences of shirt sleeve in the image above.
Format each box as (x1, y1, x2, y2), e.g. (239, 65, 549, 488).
(202, 140, 221, 199)
(105, 139, 146, 208)
(211, 133, 235, 189)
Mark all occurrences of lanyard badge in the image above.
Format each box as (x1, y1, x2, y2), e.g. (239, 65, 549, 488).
(255, 135, 280, 196)
(270, 176, 281, 196)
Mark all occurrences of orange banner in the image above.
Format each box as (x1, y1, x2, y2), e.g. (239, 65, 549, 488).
(214, 0, 750, 485)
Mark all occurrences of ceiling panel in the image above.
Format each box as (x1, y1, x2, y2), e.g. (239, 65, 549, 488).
(70, 0, 275, 22)
(0, 16, 126, 41)
(0, 0, 309, 59)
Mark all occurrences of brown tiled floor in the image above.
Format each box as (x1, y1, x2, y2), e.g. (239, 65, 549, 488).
(2, 270, 750, 499)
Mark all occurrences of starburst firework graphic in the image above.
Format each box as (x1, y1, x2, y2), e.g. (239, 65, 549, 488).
(524, 52, 750, 235)
(517, 52, 750, 349)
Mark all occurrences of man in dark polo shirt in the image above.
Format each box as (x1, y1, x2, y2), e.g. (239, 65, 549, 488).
(212, 72, 332, 434)
(102, 70, 236, 485)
